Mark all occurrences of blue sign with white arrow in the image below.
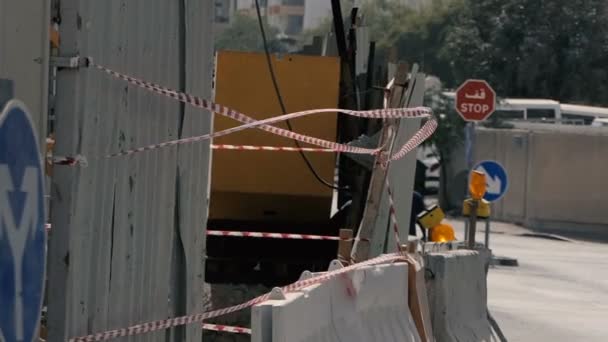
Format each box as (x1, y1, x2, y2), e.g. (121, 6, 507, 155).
(0, 100, 46, 342)
(472, 160, 508, 202)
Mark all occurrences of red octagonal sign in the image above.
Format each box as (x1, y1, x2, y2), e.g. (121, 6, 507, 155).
(455, 79, 496, 121)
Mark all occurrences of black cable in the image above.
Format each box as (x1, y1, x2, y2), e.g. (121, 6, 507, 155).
(253, 0, 349, 192)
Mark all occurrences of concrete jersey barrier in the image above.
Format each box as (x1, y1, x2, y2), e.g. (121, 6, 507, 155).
(425, 250, 492, 342)
(251, 262, 421, 342)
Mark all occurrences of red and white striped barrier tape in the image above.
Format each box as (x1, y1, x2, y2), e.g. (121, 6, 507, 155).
(387, 118, 438, 163)
(45, 225, 349, 242)
(208, 230, 341, 241)
(385, 178, 403, 252)
(202, 323, 251, 335)
(85, 61, 435, 161)
(45, 145, 333, 168)
(211, 144, 336, 153)
(68, 252, 407, 341)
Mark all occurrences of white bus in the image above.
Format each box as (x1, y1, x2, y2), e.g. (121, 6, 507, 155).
(443, 92, 608, 126)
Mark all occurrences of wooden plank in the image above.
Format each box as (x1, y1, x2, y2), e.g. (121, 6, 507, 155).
(385, 71, 426, 252)
(352, 64, 427, 258)
(350, 63, 410, 262)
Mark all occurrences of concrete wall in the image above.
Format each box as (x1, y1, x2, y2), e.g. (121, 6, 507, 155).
(474, 126, 608, 236)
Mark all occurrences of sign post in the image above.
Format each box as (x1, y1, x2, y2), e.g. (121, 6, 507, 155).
(472, 160, 509, 249)
(0, 100, 46, 342)
(455, 79, 496, 240)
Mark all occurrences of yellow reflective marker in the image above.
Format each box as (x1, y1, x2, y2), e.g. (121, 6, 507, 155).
(430, 223, 456, 242)
(462, 198, 491, 218)
(417, 205, 445, 230)
(469, 170, 487, 200)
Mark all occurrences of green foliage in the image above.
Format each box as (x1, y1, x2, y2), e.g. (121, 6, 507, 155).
(423, 85, 466, 162)
(444, 0, 608, 105)
(214, 14, 281, 52)
(351, 0, 608, 105)
(361, 0, 464, 85)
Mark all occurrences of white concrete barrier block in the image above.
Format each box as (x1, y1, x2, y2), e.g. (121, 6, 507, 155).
(253, 263, 421, 342)
(425, 250, 492, 342)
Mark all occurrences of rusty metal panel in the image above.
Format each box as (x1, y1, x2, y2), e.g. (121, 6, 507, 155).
(0, 0, 50, 148)
(47, 1, 213, 341)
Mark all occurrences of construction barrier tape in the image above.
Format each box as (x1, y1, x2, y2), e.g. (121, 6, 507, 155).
(385, 178, 403, 252)
(68, 252, 408, 341)
(45, 144, 336, 168)
(45, 225, 353, 242)
(388, 118, 438, 163)
(211, 144, 336, 153)
(202, 323, 251, 335)
(87, 61, 436, 162)
(208, 230, 340, 241)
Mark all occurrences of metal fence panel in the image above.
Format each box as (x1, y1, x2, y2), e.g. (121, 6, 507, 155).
(47, 1, 213, 341)
(0, 0, 49, 148)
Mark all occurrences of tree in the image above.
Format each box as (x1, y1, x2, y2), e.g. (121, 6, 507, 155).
(444, 0, 608, 105)
(423, 82, 466, 208)
(215, 14, 282, 52)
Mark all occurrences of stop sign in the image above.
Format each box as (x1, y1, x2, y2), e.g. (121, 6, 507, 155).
(455, 79, 496, 121)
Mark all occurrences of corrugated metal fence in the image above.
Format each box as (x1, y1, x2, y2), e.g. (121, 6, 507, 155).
(46, 1, 214, 341)
(0, 0, 49, 149)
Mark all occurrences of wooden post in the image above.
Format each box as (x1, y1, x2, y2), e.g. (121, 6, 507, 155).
(338, 229, 354, 265)
(406, 240, 418, 254)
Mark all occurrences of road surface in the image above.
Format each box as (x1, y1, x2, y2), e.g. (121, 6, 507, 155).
(448, 219, 608, 342)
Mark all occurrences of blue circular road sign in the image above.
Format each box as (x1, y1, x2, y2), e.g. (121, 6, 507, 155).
(0, 100, 46, 342)
(472, 160, 508, 202)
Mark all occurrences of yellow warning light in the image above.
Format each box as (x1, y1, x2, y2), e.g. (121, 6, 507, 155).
(469, 170, 487, 200)
(430, 223, 456, 242)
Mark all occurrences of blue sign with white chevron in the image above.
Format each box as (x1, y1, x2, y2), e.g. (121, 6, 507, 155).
(0, 100, 46, 342)
(473, 160, 508, 202)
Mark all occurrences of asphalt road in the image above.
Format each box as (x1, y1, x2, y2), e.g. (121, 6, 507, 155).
(448, 219, 608, 342)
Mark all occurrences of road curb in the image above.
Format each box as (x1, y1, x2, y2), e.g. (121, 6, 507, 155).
(517, 232, 574, 242)
(491, 256, 518, 267)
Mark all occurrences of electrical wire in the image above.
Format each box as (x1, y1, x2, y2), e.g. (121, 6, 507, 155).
(253, 0, 349, 192)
